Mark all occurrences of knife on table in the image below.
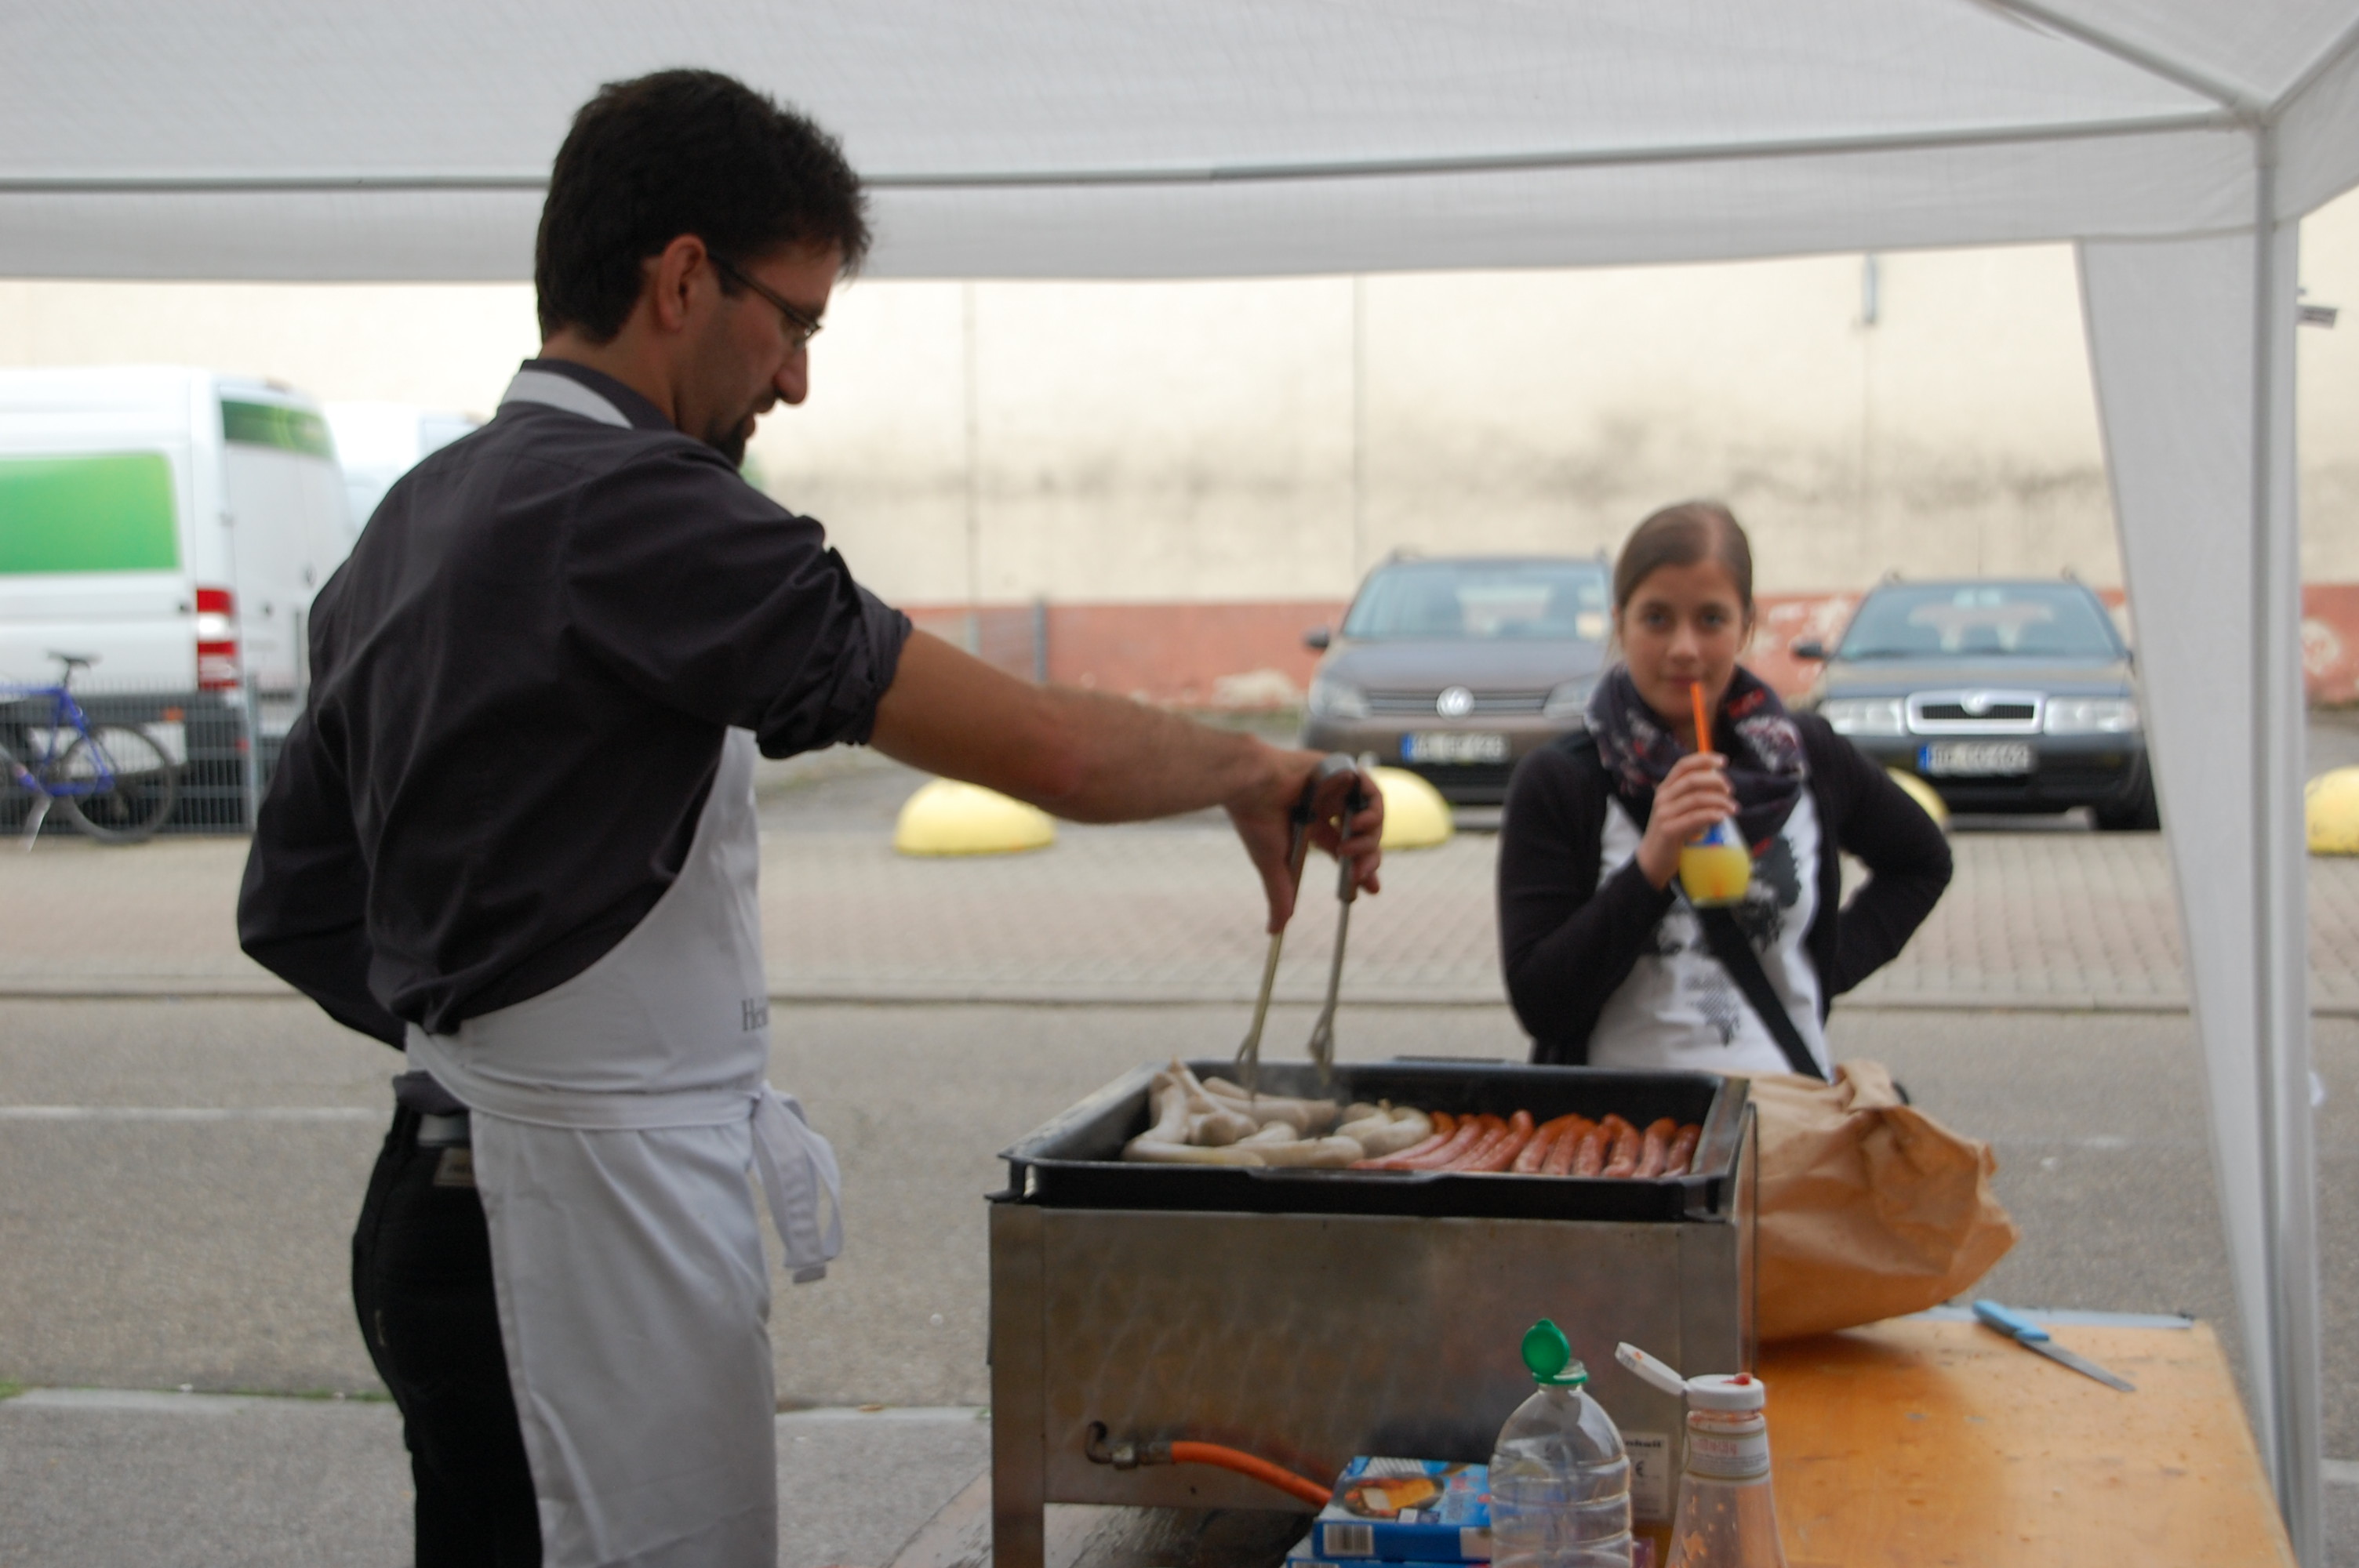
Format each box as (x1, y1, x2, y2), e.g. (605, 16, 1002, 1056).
(1972, 1300, 2136, 1392)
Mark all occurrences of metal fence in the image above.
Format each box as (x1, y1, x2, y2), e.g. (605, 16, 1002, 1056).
(905, 603, 1049, 684)
(0, 675, 293, 840)
(2, 602, 1056, 844)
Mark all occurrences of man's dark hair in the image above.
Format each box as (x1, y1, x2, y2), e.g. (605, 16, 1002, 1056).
(535, 70, 871, 342)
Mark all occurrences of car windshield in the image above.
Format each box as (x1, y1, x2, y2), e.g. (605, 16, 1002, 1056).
(1342, 561, 1610, 642)
(1837, 583, 2121, 659)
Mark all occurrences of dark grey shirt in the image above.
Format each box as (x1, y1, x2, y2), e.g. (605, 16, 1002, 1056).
(238, 360, 910, 1044)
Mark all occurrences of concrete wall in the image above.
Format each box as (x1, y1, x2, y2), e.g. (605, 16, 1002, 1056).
(768, 246, 2126, 607)
(7, 188, 2359, 702)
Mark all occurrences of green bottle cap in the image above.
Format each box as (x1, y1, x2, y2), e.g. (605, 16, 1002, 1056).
(1521, 1319, 1589, 1387)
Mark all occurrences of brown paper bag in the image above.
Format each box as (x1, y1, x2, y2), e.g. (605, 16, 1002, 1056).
(1746, 1061, 2019, 1341)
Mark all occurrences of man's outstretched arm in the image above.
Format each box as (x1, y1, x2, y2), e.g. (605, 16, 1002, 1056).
(868, 630, 1383, 931)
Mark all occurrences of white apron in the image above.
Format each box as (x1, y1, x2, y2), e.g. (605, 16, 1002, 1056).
(406, 728, 841, 1567)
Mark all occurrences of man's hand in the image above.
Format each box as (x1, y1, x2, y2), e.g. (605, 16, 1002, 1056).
(1227, 750, 1385, 933)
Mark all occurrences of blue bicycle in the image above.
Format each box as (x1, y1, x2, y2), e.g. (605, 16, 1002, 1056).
(0, 653, 180, 847)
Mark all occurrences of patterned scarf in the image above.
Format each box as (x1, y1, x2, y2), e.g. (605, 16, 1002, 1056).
(1586, 663, 1808, 851)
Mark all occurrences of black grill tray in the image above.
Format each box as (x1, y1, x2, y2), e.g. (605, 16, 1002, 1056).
(997, 1058, 1747, 1221)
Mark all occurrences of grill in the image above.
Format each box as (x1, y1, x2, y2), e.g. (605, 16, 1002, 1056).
(1917, 700, 2034, 723)
(987, 1058, 1757, 1567)
(1908, 690, 2042, 734)
(1364, 688, 1550, 717)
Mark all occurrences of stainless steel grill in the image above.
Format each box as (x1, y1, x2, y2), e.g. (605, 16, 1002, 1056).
(987, 1060, 1757, 1568)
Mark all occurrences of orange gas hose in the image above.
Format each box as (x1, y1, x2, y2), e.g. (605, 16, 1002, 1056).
(1166, 1441, 1333, 1508)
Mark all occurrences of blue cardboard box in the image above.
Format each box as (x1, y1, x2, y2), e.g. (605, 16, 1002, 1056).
(1306, 1458, 1491, 1563)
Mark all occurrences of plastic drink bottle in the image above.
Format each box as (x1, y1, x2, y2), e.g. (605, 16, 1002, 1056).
(1488, 1319, 1635, 1568)
(1616, 1345, 1789, 1568)
(1676, 818, 1751, 906)
(1677, 682, 1750, 907)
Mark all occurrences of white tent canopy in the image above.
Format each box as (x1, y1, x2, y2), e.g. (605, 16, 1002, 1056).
(13, 4, 2355, 1559)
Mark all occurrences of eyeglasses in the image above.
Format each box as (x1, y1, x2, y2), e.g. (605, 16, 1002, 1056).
(712, 256, 824, 351)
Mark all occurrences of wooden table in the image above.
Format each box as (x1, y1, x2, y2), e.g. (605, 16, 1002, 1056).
(889, 1318, 2292, 1568)
(1762, 1317, 2292, 1566)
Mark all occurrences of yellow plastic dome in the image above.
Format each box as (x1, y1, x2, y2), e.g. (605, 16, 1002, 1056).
(1370, 767, 1455, 849)
(2306, 767, 2359, 856)
(893, 779, 1056, 857)
(1886, 768, 1950, 831)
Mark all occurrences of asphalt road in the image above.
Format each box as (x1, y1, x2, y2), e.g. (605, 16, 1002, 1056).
(9, 713, 2359, 1563)
(7, 995, 2357, 1561)
(4, 995, 2354, 1419)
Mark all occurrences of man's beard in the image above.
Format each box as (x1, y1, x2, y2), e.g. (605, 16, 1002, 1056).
(704, 412, 754, 467)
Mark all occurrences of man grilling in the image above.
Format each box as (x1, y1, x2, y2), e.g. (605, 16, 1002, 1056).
(238, 68, 1381, 1568)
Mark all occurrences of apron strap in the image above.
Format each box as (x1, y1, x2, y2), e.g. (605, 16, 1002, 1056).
(750, 1087, 843, 1283)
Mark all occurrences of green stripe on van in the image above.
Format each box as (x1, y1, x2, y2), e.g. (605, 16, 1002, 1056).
(222, 400, 335, 459)
(0, 453, 180, 575)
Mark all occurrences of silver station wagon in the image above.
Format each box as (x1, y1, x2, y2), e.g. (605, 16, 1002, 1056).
(1299, 556, 1612, 804)
(1796, 578, 2157, 831)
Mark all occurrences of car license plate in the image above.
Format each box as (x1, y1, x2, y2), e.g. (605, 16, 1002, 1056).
(1920, 742, 2033, 776)
(1403, 731, 1509, 764)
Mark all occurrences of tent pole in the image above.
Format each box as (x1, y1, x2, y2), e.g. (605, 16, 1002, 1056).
(2248, 119, 2324, 1567)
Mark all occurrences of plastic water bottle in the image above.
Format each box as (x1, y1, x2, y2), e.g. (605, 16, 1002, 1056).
(1488, 1319, 1634, 1568)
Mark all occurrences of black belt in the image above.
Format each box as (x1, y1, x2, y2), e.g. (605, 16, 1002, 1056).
(394, 1069, 471, 1147)
(417, 1111, 471, 1147)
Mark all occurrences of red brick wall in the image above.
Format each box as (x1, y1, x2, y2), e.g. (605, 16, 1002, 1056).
(903, 586, 2359, 708)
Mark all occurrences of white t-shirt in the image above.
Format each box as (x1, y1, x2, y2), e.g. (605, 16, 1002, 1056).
(1587, 792, 1831, 1076)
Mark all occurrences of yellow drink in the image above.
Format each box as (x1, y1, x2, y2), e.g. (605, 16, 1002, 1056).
(1679, 820, 1751, 906)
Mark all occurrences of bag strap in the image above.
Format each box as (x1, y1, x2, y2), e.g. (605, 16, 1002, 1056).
(1696, 907, 1826, 1080)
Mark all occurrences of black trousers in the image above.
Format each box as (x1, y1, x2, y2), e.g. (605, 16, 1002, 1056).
(353, 1106, 543, 1567)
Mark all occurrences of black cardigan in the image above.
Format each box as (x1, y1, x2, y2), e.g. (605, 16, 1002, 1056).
(1497, 713, 1952, 1065)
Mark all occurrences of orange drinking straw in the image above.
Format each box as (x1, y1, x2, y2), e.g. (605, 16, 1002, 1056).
(1690, 681, 1714, 755)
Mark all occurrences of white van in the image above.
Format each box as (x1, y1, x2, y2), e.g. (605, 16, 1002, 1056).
(0, 366, 354, 694)
(325, 401, 482, 535)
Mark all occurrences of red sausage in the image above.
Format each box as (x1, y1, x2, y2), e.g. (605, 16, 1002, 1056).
(1600, 1116, 1643, 1178)
(1661, 1123, 1703, 1177)
(1568, 1123, 1609, 1177)
(1516, 1114, 1583, 1174)
(1456, 1109, 1536, 1173)
(1393, 1113, 1493, 1171)
(1541, 1116, 1594, 1176)
(1633, 1117, 1679, 1179)
(1431, 1114, 1507, 1171)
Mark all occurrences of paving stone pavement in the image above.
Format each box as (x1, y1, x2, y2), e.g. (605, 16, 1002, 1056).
(5, 816, 2359, 1014)
(758, 823, 2359, 1012)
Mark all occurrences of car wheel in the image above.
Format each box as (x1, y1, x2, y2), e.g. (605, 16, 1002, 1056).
(2095, 773, 2161, 833)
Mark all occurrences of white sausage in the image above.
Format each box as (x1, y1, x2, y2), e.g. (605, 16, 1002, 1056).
(1347, 1109, 1434, 1159)
(1197, 1076, 1340, 1134)
(1243, 1135, 1365, 1167)
(1123, 1138, 1270, 1166)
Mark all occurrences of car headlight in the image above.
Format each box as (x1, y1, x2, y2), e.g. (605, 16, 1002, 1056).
(1307, 676, 1369, 720)
(1819, 697, 1906, 736)
(2044, 696, 2139, 735)
(1543, 678, 1596, 720)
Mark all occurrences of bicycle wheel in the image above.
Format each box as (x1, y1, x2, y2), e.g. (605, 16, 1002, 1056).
(0, 738, 35, 836)
(54, 725, 179, 843)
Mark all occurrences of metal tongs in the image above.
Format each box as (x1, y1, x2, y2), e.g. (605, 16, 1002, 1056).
(1234, 754, 1369, 1096)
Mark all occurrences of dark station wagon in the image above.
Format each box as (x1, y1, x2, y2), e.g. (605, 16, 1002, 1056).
(1299, 556, 1611, 804)
(1796, 578, 2157, 830)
